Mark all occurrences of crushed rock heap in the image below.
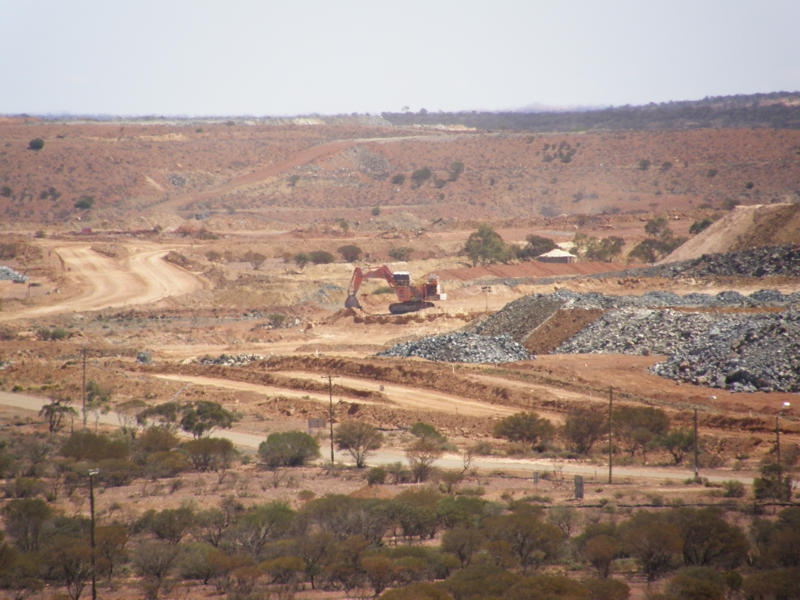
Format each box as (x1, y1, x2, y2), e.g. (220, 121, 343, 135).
(0, 266, 26, 282)
(651, 309, 800, 393)
(377, 332, 530, 364)
(195, 353, 265, 366)
(471, 288, 799, 343)
(556, 308, 800, 393)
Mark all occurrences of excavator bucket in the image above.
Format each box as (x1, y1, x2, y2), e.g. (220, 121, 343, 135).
(344, 294, 362, 310)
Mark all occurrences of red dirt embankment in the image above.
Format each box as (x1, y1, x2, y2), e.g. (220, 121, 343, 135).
(437, 261, 620, 281)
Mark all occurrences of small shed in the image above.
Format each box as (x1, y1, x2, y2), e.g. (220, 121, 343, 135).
(537, 248, 576, 264)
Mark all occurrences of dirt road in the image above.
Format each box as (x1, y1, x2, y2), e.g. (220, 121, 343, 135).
(1, 243, 206, 320)
(0, 390, 755, 483)
(155, 372, 516, 418)
(278, 370, 517, 417)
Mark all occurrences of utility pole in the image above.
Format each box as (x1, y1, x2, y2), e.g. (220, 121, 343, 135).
(608, 386, 613, 484)
(88, 468, 99, 600)
(694, 408, 699, 480)
(82, 347, 87, 430)
(777, 402, 791, 483)
(776, 415, 781, 482)
(321, 373, 339, 465)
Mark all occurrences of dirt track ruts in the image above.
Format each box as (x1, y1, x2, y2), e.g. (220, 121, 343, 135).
(1, 243, 207, 320)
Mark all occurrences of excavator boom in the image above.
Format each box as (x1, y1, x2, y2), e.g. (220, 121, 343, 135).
(344, 265, 445, 313)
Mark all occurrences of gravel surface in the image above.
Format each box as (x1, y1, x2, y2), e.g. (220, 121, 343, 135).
(377, 332, 530, 363)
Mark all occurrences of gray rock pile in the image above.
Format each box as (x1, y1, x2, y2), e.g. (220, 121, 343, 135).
(470, 288, 799, 346)
(556, 309, 720, 356)
(197, 353, 265, 366)
(554, 307, 800, 393)
(472, 295, 565, 341)
(651, 309, 800, 393)
(378, 332, 530, 363)
(0, 266, 26, 282)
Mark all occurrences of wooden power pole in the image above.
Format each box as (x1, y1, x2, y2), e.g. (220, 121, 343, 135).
(608, 386, 613, 484)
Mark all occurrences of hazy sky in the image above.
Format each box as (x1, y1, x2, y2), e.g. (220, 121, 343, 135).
(2, 1, 799, 116)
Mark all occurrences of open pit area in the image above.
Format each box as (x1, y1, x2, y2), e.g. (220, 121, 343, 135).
(1, 118, 799, 600)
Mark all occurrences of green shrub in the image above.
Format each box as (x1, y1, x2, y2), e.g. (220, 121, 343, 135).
(308, 250, 334, 265)
(706, 169, 718, 178)
(411, 167, 432, 186)
(338, 244, 363, 262)
(388, 247, 412, 261)
(690, 217, 715, 235)
(258, 431, 320, 468)
(391, 174, 406, 185)
(722, 480, 745, 498)
(145, 451, 191, 479)
(28, 138, 44, 151)
(721, 198, 741, 210)
(74, 196, 95, 210)
(98, 458, 141, 487)
(637, 159, 651, 170)
(449, 162, 465, 181)
(372, 206, 381, 216)
(61, 431, 128, 461)
(367, 466, 387, 485)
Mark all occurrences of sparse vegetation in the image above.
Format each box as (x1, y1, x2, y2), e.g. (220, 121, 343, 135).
(28, 138, 44, 151)
(74, 195, 95, 210)
(388, 246, 412, 261)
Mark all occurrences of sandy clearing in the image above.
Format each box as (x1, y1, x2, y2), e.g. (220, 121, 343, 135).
(1, 243, 206, 320)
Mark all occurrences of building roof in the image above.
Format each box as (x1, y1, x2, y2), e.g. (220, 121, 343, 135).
(539, 248, 575, 258)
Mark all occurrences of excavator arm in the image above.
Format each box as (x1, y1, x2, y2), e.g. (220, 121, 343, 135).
(345, 265, 396, 309)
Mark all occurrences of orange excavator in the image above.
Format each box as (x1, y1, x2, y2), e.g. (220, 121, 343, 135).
(344, 265, 446, 314)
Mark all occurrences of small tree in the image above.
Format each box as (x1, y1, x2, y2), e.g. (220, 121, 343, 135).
(493, 412, 554, 450)
(242, 250, 266, 270)
(753, 462, 792, 502)
(28, 138, 44, 151)
(47, 536, 94, 600)
(621, 512, 682, 584)
(388, 246, 412, 261)
(563, 408, 606, 455)
(182, 437, 236, 478)
(519, 235, 557, 260)
(406, 438, 443, 483)
(337, 245, 363, 262)
(660, 429, 695, 464)
(180, 401, 235, 438)
(40, 399, 77, 433)
(95, 524, 129, 582)
(390, 174, 406, 185)
(372, 206, 381, 216)
(334, 421, 384, 468)
(293, 252, 310, 269)
(258, 431, 320, 468)
(464, 224, 513, 266)
(133, 541, 180, 600)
